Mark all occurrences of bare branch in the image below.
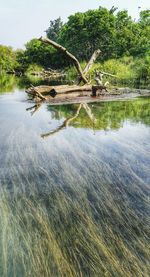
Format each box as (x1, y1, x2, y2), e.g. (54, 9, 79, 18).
(39, 37, 88, 84)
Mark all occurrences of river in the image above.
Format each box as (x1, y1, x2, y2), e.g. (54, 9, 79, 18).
(0, 75, 150, 276)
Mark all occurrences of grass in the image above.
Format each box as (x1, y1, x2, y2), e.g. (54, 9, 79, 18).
(65, 55, 150, 89)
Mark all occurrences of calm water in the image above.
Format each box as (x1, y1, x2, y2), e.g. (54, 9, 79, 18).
(0, 76, 150, 276)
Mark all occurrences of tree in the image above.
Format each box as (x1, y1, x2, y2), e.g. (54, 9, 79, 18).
(0, 45, 17, 72)
(22, 38, 69, 69)
(58, 7, 116, 60)
(45, 17, 63, 42)
(1, 7, 149, 74)
(136, 10, 150, 56)
(58, 7, 150, 61)
(139, 10, 150, 26)
(114, 10, 135, 57)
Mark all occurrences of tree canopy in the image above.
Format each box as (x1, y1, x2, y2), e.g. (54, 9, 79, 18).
(45, 17, 63, 41)
(58, 7, 150, 60)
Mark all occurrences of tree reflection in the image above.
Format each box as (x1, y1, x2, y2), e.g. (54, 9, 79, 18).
(26, 98, 150, 138)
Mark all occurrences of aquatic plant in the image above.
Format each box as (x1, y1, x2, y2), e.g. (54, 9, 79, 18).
(0, 96, 149, 276)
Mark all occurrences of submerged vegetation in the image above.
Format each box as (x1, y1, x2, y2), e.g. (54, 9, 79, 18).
(0, 180, 149, 277)
(0, 96, 150, 276)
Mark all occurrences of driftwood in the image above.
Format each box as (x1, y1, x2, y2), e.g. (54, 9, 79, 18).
(77, 49, 101, 84)
(26, 37, 106, 102)
(39, 37, 88, 84)
(47, 85, 92, 94)
(95, 70, 117, 78)
(26, 85, 91, 96)
(26, 103, 41, 116)
(31, 69, 66, 79)
(94, 70, 117, 87)
(26, 84, 107, 100)
(29, 85, 46, 100)
(83, 50, 101, 75)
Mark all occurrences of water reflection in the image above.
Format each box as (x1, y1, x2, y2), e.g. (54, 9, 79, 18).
(26, 98, 150, 138)
(47, 98, 150, 129)
(0, 82, 150, 276)
(27, 103, 96, 138)
(0, 74, 17, 92)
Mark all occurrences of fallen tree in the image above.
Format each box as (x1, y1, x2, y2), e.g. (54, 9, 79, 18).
(26, 37, 111, 101)
(26, 84, 107, 100)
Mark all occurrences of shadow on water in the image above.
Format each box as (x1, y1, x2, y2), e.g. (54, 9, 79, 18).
(0, 75, 150, 276)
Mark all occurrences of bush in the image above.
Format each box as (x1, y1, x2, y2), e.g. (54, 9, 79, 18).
(26, 63, 44, 74)
(87, 56, 149, 88)
(132, 53, 150, 88)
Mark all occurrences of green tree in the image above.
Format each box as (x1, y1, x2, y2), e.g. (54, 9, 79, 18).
(59, 7, 116, 60)
(23, 38, 69, 69)
(45, 17, 63, 41)
(25, 39, 53, 67)
(58, 7, 150, 61)
(0, 45, 17, 72)
(136, 10, 150, 56)
(114, 10, 135, 57)
(139, 9, 150, 26)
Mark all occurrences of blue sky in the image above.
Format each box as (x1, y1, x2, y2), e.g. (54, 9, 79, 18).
(0, 0, 149, 49)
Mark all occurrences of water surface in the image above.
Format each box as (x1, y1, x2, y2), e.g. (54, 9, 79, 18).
(0, 76, 150, 276)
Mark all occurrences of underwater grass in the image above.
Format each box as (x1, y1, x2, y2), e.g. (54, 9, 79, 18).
(0, 97, 150, 277)
(0, 180, 149, 277)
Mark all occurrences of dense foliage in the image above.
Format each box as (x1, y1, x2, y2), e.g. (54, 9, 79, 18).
(66, 54, 150, 88)
(58, 7, 150, 60)
(46, 17, 63, 41)
(23, 39, 69, 69)
(0, 45, 17, 72)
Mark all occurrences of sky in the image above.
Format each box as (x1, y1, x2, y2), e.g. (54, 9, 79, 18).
(0, 0, 149, 49)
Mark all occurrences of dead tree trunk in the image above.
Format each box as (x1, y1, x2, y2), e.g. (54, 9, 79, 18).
(30, 85, 46, 101)
(39, 37, 88, 84)
(27, 38, 102, 101)
(77, 49, 101, 84)
(26, 84, 107, 99)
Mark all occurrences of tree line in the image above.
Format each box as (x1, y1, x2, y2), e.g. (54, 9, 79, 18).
(0, 6, 150, 75)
